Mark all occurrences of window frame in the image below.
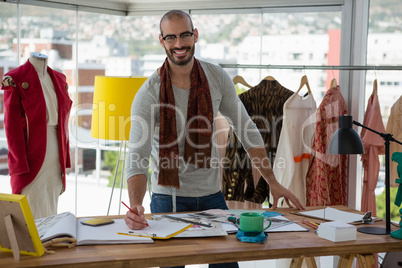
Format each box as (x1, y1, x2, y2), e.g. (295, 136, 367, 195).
(2, 0, 369, 212)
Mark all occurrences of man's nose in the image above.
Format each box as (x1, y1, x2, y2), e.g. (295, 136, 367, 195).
(174, 36, 183, 46)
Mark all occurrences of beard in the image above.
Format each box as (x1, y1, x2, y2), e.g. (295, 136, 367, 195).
(164, 44, 195, 66)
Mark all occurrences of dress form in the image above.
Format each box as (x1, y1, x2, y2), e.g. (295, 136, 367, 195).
(30, 52, 48, 60)
(29, 53, 58, 125)
(21, 52, 62, 219)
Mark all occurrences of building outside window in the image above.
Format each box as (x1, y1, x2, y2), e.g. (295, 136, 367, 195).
(0, 2, 400, 222)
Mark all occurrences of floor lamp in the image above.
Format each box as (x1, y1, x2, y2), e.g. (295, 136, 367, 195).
(329, 115, 402, 235)
(91, 76, 147, 215)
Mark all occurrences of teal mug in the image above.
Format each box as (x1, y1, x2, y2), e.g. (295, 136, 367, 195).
(239, 212, 272, 232)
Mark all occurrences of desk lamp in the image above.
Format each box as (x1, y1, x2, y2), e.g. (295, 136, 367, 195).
(329, 115, 402, 235)
(91, 76, 147, 215)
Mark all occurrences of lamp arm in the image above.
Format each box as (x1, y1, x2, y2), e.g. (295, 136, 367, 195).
(353, 120, 402, 146)
(353, 119, 402, 234)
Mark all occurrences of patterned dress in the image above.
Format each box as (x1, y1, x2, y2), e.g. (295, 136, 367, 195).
(306, 85, 348, 206)
(222, 79, 293, 204)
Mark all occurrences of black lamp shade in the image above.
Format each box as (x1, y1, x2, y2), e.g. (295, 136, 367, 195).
(329, 115, 364, 155)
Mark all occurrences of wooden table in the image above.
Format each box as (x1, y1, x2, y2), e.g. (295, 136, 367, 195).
(0, 206, 400, 268)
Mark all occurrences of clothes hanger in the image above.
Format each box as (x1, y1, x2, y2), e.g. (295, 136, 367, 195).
(264, 75, 276, 81)
(232, 75, 252, 89)
(372, 67, 378, 95)
(372, 78, 378, 95)
(330, 66, 337, 88)
(296, 75, 312, 95)
(330, 78, 337, 88)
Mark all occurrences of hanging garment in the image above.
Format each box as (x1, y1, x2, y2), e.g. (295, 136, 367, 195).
(216, 112, 261, 209)
(386, 95, 402, 187)
(306, 85, 348, 206)
(273, 91, 317, 207)
(222, 79, 293, 204)
(1, 59, 72, 196)
(360, 93, 385, 215)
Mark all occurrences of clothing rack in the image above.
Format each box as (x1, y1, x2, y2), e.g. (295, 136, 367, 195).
(219, 64, 402, 71)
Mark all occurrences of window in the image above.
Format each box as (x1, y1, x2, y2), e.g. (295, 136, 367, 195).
(366, 0, 402, 221)
(0, 3, 17, 175)
(0, 2, 351, 217)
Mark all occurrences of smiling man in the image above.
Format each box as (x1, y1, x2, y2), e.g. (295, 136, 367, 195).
(160, 15, 195, 66)
(124, 11, 304, 266)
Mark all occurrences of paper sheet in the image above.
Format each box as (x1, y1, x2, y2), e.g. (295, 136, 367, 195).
(152, 214, 228, 237)
(266, 216, 308, 232)
(298, 207, 369, 223)
(118, 219, 192, 239)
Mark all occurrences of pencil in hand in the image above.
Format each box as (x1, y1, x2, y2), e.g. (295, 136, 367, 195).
(121, 201, 150, 227)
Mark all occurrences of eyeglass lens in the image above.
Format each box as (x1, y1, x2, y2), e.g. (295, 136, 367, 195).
(163, 32, 193, 43)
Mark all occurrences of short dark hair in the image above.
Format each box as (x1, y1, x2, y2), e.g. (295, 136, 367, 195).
(160, 10, 194, 36)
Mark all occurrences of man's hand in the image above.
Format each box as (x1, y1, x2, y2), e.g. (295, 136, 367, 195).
(123, 204, 149, 230)
(247, 146, 305, 210)
(124, 175, 148, 229)
(269, 180, 305, 210)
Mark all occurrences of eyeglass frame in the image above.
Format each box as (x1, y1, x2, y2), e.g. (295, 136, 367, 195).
(161, 31, 194, 44)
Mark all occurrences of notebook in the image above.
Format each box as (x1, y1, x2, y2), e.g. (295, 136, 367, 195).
(35, 212, 153, 245)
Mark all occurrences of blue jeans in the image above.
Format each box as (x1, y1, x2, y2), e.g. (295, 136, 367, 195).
(151, 191, 239, 268)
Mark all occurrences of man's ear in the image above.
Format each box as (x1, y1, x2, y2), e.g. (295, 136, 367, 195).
(159, 34, 165, 48)
(194, 28, 199, 43)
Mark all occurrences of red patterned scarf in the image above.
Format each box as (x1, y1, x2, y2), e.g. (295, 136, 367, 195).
(158, 58, 213, 188)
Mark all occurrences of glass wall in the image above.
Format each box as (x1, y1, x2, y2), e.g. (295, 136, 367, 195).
(260, 11, 341, 104)
(194, 11, 341, 104)
(193, 13, 262, 90)
(0, 2, 348, 217)
(366, 0, 402, 221)
(66, 12, 162, 216)
(0, 3, 17, 175)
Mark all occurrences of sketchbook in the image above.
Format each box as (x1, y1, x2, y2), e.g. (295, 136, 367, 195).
(35, 212, 153, 245)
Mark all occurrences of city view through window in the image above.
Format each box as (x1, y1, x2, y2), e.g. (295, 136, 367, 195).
(0, 1, 400, 220)
(366, 0, 402, 221)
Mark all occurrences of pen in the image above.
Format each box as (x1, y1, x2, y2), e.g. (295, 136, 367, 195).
(121, 201, 150, 227)
(302, 220, 319, 230)
(128, 230, 157, 237)
(117, 232, 156, 238)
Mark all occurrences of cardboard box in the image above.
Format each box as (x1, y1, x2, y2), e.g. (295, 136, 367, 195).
(317, 221, 356, 242)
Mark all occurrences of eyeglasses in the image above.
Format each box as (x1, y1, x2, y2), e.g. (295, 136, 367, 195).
(162, 32, 194, 44)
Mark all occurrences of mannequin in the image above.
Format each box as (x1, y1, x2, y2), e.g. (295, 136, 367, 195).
(31, 52, 48, 60)
(28, 53, 59, 126)
(1, 52, 72, 219)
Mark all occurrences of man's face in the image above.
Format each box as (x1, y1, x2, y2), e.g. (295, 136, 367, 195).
(159, 16, 198, 66)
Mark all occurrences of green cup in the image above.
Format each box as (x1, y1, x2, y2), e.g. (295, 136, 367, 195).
(239, 212, 271, 232)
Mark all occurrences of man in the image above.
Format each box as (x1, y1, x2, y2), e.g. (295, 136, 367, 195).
(124, 10, 303, 230)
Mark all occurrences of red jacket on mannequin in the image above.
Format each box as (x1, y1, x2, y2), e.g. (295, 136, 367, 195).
(1, 59, 72, 194)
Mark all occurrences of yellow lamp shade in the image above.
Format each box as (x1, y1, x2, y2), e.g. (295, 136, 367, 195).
(91, 76, 147, 141)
